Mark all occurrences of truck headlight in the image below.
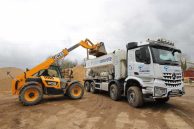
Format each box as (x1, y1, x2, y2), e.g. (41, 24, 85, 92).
(154, 87, 167, 97)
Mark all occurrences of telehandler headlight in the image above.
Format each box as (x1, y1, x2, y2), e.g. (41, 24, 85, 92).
(46, 81, 57, 86)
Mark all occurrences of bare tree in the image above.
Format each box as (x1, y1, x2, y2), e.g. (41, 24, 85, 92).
(61, 59, 78, 69)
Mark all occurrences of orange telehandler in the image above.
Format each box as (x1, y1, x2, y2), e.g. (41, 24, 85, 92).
(11, 39, 106, 106)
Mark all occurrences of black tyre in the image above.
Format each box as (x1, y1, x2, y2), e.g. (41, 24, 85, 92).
(19, 85, 43, 106)
(90, 82, 96, 93)
(127, 86, 143, 107)
(84, 81, 90, 92)
(109, 84, 121, 101)
(68, 82, 84, 99)
(155, 97, 169, 104)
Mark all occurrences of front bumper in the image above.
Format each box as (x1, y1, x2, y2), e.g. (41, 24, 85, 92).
(142, 79, 185, 99)
(153, 86, 184, 98)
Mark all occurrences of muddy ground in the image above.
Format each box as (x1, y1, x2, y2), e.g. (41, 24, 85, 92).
(0, 86, 194, 129)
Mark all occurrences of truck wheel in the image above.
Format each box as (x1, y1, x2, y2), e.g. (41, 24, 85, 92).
(84, 81, 90, 92)
(155, 97, 169, 104)
(127, 86, 143, 107)
(90, 82, 96, 93)
(19, 85, 43, 106)
(68, 83, 84, 99)
(109, 84, 121, 101)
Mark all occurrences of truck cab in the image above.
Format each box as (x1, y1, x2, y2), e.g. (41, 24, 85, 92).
(84, 39, 184, 107)
(126, 39, 184, 101)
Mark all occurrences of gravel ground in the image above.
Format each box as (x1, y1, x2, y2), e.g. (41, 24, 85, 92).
(0, 85, 194, 129)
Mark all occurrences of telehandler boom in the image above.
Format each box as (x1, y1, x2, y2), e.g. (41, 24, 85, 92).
(11, 39, 106, 106)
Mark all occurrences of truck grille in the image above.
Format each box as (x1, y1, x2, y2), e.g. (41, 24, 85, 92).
(163, 73, 182, 87)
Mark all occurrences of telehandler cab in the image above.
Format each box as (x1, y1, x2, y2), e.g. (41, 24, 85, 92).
(11, 39, 106, 106)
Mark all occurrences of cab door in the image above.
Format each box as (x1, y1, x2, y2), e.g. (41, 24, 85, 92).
(132, 46, 154, 82)
(40, 66, 64, 95)
(40, 66, 61, 89)
(40, 68, 61, 89)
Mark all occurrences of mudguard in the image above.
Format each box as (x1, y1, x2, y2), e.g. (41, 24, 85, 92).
(69, 80, 81, 86)
(109, 80, 122, 87)
(125, 76, 144, 87)
(124, 76, 144, 96)
(19, 81, 42, 94)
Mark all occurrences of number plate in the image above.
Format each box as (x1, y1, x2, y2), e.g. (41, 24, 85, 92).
(172, 89, 179, 93)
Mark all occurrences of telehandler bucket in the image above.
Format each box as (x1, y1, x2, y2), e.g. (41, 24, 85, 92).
(89, 42, 107, 57)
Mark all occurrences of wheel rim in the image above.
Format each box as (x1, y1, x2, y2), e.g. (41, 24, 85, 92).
(85, 82, 89, 90)
(24, 88, 39, 102)
(71, 86, 82, 97)
(110, 86, 116, 98)
(90, 83, 94, 92)
(128, 90, 135, 103)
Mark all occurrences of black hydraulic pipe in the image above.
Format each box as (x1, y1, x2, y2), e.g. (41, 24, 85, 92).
(67, 43, 80, 52)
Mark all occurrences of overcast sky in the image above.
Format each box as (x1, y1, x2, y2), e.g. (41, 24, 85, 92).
(0, 0, 194, 69)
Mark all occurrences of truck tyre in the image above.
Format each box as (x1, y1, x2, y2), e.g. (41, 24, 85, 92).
(127, 86, 143, 107)
(109, 84, 121, 101)
(84, 81, 90, 92)
(90, 82, 96, 93)
(68, 82, 84, 99)
(155, 97, 169, 104)
(19, 85, 43, 106)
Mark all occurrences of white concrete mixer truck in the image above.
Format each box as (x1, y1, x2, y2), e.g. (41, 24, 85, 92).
(84, 39, 185, 107)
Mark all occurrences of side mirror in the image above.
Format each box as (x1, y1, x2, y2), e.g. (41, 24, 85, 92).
(172, 49, 182, 55)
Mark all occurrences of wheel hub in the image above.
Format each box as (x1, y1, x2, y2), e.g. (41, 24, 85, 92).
(128, 91, 135, 102)
(110, 87, 116, 96)
(71, 86, 82, 97)
(29, 93, 35, 98)
(86, 84, 89, 90)
(24, 88, 39, 102)
(91, 84, 94, 91)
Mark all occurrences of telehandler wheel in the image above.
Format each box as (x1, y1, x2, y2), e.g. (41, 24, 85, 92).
(109, 84, 121, 101)
(19, 85, 43, 106)
(68, 83, 84, 99)
(90, 82, 96, 94)
(127, 86, 143, 108)
(84, 81, 90, 92)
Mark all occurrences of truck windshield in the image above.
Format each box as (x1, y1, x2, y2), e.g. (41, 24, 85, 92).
(150, 46, 181, 65)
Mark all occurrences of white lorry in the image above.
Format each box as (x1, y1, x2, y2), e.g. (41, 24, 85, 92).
(84, 39, 185, 107)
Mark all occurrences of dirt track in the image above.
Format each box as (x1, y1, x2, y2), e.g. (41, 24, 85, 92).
(0, 86, 194, 129)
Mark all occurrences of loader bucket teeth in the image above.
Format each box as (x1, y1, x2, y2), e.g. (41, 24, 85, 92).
(89, 42, 107, 57)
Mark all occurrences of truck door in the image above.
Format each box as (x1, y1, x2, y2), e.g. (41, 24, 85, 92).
(130, 46, 154, 82)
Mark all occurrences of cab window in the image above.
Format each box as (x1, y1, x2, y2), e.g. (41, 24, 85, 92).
(135, 47, 150, 64)
(48, 69, 59, 77)
(49, 66, 62, 78)
(32, 66, 62, 78)
(33, 69, 60, 78)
